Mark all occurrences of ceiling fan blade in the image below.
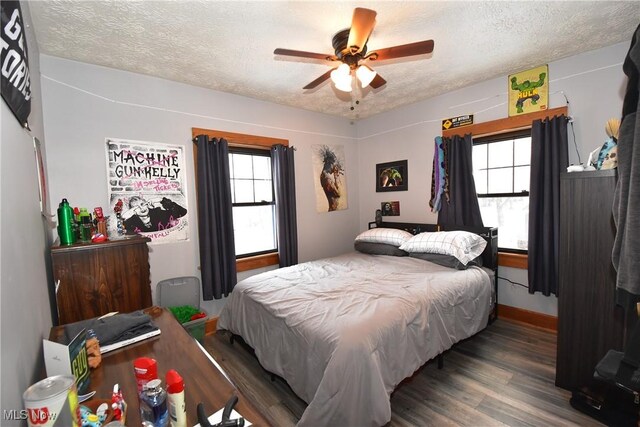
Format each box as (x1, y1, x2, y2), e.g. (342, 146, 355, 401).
(347, 8, 377, 54)
(369, 40, 434, 61)
(369, 73, 386, 89)
(274, 48, 336, 61)
(303, 69, 334, 89)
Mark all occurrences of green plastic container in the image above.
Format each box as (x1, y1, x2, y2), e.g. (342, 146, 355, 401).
(157, 277, 208, 342)
(182, 316, 207, 342)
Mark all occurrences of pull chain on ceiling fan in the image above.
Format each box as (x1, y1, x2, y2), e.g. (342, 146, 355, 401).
(274, 8, 435, 92)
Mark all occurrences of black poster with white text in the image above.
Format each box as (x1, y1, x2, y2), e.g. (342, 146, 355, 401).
(1, 1, 31, 127)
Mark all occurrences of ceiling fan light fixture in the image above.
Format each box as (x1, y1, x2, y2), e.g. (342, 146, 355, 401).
(330, 63, 352, 92)
(275, 8, 434, 92)
(334, 78, 353, 92)
(356, 64, 377, 87)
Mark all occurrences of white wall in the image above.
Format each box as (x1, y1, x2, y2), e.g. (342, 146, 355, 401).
(0, 1, 54, 419)
(355, 42, 630, 316)
(39, 55, 360, 315)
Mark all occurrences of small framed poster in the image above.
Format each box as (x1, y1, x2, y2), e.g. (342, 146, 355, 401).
(381, 201, 400, 216)
(508, 65, 548, 116)
(376, 160, 408, 192)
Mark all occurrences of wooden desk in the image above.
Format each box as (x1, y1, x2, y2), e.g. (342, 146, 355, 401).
(49, 307, 270, 426)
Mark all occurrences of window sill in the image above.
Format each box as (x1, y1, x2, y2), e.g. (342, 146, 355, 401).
(236, 252, 279, 272)
(498, 252, 528, 269)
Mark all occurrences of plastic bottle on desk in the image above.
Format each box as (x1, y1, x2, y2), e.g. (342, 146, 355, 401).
(166, 370, 186, 427)
(140, 379, 169, 427)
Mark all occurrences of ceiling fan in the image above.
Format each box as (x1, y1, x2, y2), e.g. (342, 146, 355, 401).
(274, 8, 434, 92)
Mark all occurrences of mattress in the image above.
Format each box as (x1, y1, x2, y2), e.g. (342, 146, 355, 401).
(218, 252, 492, 426)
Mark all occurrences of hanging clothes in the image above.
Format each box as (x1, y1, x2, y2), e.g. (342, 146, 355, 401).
(429, 136, 446, 212)
(612, 23, 640, 307)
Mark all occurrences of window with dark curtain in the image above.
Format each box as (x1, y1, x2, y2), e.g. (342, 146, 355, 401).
(192, 128, 296, 273)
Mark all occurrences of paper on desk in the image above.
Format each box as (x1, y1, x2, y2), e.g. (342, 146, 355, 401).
(193, 408, 252, 427)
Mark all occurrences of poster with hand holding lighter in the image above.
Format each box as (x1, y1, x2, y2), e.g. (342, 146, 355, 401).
(568, 118, 620, 172)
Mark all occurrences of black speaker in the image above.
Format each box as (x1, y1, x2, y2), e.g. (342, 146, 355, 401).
(375, 209, 382, 226)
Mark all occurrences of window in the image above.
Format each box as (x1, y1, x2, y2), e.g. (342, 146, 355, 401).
(192, 127, 289, 271)
(473, 129, 531, 252)
(228, 147, 277, 258)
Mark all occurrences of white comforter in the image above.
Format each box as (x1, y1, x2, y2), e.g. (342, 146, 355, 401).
(218, 252, 491, 426)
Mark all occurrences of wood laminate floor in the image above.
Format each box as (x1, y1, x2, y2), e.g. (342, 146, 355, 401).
(203, 319, 604, 426)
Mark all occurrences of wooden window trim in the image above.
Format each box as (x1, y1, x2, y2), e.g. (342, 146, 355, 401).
(192, 128, 288, 271)
(499, 252, 528, 269)
(442, 106, 568, 139)
(236, 252, 279, 272)
(192, 128, 288, 149)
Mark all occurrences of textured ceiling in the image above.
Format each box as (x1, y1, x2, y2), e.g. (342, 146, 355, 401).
(28, 1, 640, 120)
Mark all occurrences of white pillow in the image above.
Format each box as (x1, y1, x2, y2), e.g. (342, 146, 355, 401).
(399, 231, 487, 265)
(354, 228, 413, 247)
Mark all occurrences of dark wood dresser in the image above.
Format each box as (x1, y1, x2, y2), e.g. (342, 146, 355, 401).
(51, 236, 152, 325)
(556, 170, 625, 391)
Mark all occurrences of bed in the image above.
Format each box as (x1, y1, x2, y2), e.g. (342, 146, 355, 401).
(218, 222, 498, 426)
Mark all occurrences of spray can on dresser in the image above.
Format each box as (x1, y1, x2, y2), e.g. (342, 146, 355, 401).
(57, 199, 76, 245)
(166, 370, 186, 427)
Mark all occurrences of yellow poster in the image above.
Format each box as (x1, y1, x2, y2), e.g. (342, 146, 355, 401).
(508, 65, 548, 117)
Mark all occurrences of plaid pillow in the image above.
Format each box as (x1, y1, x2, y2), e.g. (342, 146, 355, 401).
(354, 228, 413, 247)
(399, 231, 487, 265)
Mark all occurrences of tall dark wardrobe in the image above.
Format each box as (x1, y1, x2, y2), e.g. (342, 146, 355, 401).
(556, 169, 625, 392)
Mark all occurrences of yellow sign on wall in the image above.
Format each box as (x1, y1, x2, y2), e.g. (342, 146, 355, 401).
(442, 114, 474, 131)
(508, 65, 548, 117)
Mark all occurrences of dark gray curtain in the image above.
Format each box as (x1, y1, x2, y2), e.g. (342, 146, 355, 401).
(271, 144, 298, 267)
(527, 115, 568, 296)
(437, 134, 484, 227)
(194, 135, 237, 300)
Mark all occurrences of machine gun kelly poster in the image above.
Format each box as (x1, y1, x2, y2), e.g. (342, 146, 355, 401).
(105, 138, 189, 243)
